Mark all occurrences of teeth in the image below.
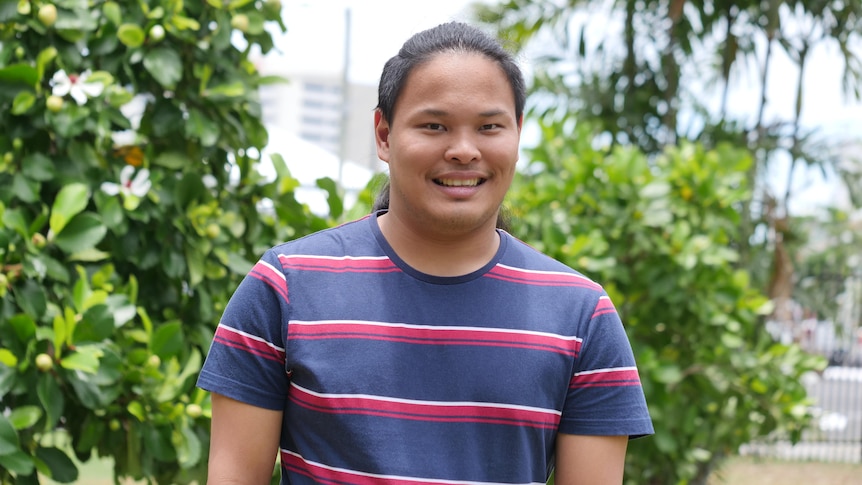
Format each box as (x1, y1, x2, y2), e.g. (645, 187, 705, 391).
(437, 178, 480, 187)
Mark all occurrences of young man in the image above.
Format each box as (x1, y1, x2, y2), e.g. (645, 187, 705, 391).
(198, 21, 653, 485)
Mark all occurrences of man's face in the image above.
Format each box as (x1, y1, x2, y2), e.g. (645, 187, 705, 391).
(375, 51, 522, 238)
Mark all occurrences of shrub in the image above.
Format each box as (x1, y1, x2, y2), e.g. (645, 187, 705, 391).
(0, 0, 337, 483)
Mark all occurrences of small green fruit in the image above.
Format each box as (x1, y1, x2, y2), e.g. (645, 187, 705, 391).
(35, 353, 53, 372)
(31, 233, 46, 248)
(185, 403, 203, 418)
(205, 223, 220, 239)
(37, 4, 57, 27)
(263, 0, 281, 15)
(109, 419, 121, 431)
(146, 354, 161, 368)
(230, 13, 249, 32)
(12, 138, 22, 150)
(46, 95, 64, 112)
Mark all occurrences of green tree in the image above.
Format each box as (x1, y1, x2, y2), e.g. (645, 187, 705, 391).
(0, 0, 339, 483)
(506, 120, 823, 484)
(476, 0, 862, 312)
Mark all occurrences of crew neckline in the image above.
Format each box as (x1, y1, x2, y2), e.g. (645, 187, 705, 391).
(369, 210, 507, 285)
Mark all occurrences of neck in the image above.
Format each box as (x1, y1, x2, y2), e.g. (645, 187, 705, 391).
(377, 212, 500, 277)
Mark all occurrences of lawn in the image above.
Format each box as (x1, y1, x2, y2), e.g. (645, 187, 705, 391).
(707, 456, 862, 485)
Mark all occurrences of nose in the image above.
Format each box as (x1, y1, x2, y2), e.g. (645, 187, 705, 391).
(445, 131, 480, 164)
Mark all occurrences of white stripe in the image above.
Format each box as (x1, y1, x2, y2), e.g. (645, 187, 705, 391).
(573, 366, 638, 377)
(278, 254, 390, 262)
(281, 449, 547, 485)
(291, 382, 562, 417)
(495, 263, 597, 283)
(218, 323, 285, 353)
(290, 319, 584, 343)
(256, 259, 285, 281)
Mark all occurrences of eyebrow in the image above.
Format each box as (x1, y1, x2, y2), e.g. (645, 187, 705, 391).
(418, 108, 510, 118)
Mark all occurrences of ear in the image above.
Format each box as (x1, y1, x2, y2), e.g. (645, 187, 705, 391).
(517, 114, 524, 133)
(374, 109, 391, 163)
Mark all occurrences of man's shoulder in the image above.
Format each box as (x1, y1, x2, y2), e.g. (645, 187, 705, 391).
(501, 232, 587, 275)
(270, 215, 374, 256)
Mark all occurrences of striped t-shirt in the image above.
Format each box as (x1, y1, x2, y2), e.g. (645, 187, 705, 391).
(197, 211, 653, 484)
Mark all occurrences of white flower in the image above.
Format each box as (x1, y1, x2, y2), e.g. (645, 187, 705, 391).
(120, 94, 152, 130)
(101, 165, 151, 198)
(52, 70, 104, 106)
(111, 130, 137, 148)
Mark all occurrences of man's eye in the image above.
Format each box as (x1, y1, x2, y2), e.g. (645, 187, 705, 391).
(425, 123, 445, 131)
(481, 124, 500, 130)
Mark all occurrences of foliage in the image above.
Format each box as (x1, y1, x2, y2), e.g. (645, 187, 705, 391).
(505, 121, 825, 484)
(0, 0, 338, 483)
(476, 0, 862, 313)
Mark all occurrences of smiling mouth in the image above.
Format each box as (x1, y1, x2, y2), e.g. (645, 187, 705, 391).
(434, 178, 485, 187)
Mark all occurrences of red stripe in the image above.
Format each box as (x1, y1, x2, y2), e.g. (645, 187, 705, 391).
(249, 262, 289, 303)
(290, 322, 581, 357)
(569, 368, 642, 389)
(214, 325, 285, 363)
(486, 265, 601, 290)
(281, 450, 497, 485)
(288, 386, 560, 430)
(278, 255, 400, 274)
(591, 297, 617, 319)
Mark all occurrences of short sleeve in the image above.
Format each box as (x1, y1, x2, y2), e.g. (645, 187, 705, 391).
(196, 250, 290, 410)
(558, 293, 654, 438)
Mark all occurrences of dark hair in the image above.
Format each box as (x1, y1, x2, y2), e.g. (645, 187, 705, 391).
(372, 22, 523, 232)
(376, 21, 526, 124)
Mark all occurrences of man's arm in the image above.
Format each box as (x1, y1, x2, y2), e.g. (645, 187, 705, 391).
(554, 433, 629, 485)
(207, 393, 283, 485)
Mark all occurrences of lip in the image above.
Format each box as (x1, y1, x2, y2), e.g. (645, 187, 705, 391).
(431, 174, 488, 198)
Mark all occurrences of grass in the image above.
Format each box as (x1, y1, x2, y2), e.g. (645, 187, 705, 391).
(707, 456, 862, 485)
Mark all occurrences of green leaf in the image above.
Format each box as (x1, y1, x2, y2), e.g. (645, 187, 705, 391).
(0, 450, 34, 476)
(8, 405, 42, 430)
(12, 172, 40, 202)
(35, 46, 58, 83)
(186, 109, 219, 146)
(60, 350, 100, 374)
(0, 349, 16, 367)
(14, 280, 48, 320)
(21, 153, 55, 181)
(73, 305, 115, 343)
(117, 23, 146, 48)
(317, 177, 344, 219)
(8, 314, 37, 343)
(153, 151, 188, 169)
(12, 90, 36, 114)
(653, 365, 683, 385)
(143, 48, 182, 88)
(151, 322, 183, 359)
(54, 213, 107, 254)
(0, 413, 21, 455)
(49, 183, 90, 235)
(37, 374, 65, 429)
(203, 81, 246, 99)
(127, 401, 146, 422)
(102, 1, 121, 25)
(175, 424, 202, 469)
(35, 447, 78, 483)
(2, 207, 29, 237)
(0, 63, 38, 87)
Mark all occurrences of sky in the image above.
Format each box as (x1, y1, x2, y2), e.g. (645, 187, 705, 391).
(266, 0, 862, 214)
(272, 1, 480, 84)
